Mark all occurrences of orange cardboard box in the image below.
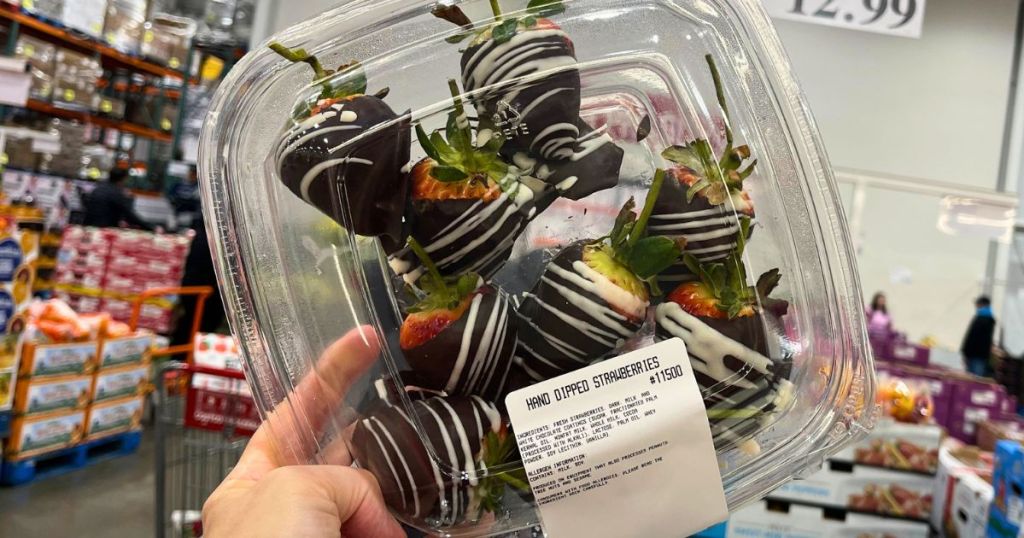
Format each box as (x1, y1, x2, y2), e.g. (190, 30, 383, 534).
(84, 396, 143, 440)
(17, 341, 98, 378)
(13, 374, 92, 415)
(92, 363, 150, 403)
(5, 409, 86, 460)
(97, 333, 152, 370)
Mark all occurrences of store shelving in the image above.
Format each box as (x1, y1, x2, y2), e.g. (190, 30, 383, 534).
(25, 99, 172, 142)
(0, 6, 184, 79)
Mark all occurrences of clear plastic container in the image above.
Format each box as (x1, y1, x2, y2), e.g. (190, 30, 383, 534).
(198, 0, 878, 535)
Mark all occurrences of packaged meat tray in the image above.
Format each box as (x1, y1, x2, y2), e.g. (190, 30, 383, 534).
(198, 0, 877, 535)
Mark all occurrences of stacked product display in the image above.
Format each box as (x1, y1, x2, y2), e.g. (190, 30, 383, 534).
(55, 226, 193, 333)
(0, 299, 151, 485)
(200, 0, 875, 535)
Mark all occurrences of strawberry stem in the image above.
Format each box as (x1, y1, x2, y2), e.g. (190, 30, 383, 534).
(490, 0, 503, 20)
(497, 472, 531, 492)
(269, 42, 328, 81)
(448, 78, 467, 128)
(706, 54, 732, 149)
(407, 237, 448, 294)
(627, 168, 667, 250)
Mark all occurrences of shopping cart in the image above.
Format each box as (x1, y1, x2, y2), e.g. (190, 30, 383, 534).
(154, 361, 259, 538)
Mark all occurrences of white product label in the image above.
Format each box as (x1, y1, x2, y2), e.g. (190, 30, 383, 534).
(1010, 496, 1024, 524)
(505, 338, 726, 538)
(763, 0, 927, 39)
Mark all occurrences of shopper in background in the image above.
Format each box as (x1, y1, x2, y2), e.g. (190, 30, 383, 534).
(81, 168, 155, 231)
(962, 296, 997, 377)
(202, 327, 404, 538)
(867, 292, 892, 334)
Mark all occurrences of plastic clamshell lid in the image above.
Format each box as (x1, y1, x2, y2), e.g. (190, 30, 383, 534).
(199, 0, 877, 535)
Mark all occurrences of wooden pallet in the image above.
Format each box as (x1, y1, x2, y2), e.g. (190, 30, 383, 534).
(0, 430, 142, 486)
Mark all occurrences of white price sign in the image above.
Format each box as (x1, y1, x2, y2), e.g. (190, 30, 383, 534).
(763, 0, 926, 39)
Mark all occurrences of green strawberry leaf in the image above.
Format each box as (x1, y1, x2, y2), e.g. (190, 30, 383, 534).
(661, 145, 703, 171)
(522, 15, 538, 28)
(445, 31, 474, 44)
(527, 0, 566, 17)
(628, 236, 681, 279)
(491, 18, 520, 44)
(429, 131, 455, 162)
(416, 124, 441, 162)
(326, 61, 368, 99)
(446, 111, 472, 153)
(431, 165, 470, 182)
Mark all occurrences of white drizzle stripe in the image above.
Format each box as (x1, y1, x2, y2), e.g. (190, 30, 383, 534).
(569, 261, 649, 320)
(298, 157, 373, 201)
(541, 269, 633, 337)
(655, 303, 774, 381)
(516, 309, 587, 360)
(435, 399, 479, 488)
(528, 290, 618, 346)
(518, 87, 574, 120)
(368, 416, 421, 516)
(446, 294, 483, 392)
(416, 401, 462, 523)
(277, 125, 361, 160)
(361, 419, 408, 510)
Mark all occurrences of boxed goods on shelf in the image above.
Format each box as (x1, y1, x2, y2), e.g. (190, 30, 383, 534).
(84, 395, 142, 440)
(721, 499, 929, 538)
(92, 362, 149, 402)
(12, 374, 91, 415)
(17, 341, 98, 377)
(102, 0, 147, 54)
(4, 409, 85, 459)
(978, 418, 1024, 452)
(19, 0, 62, 22)
(97, 332, 151, 369)
(60, 0, 107, 39)
(52, 50, 102, 111)
(201, 0, 879, 534)
(0, 212, 40, 335)
(0, 369, 12, 411)
(13, 36, 56, 101)
(771, 462, 934, 520)
(948, 471, 993, 538)
(831, 419, 942, 474)
(933, 442, 995, 531)
(141, 14, 196, 71)
(990, 440, 1024, 537)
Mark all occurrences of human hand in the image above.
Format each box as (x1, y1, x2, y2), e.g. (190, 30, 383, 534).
(201, 327, 405, 538)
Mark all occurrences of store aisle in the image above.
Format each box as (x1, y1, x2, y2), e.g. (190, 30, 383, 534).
(0, 432, 155, 538)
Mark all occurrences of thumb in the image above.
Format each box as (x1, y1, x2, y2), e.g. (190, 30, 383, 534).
(310, 466, 406, 538)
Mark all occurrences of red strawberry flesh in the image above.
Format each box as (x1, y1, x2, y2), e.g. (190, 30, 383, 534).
(410, 159, 500, 202)
(400, 295, 473, 350)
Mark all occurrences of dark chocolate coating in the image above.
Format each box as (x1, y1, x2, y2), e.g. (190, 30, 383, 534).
(461, 27, 581, 160)
(351, 395, 501, 526)
(509, 122, 625, 201)
(276, 95, 411, 249)
(389, 191, 529, 281)
(514, 242, 645, 382)
(648, 167, 754, 266)
(655, 302, 790, 449)
(403, 286, 517, 401)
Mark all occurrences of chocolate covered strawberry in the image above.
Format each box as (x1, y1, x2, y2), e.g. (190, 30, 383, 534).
(271, 42, 411, 252)
(435, 1, 580, 159)
(649, 55, 757, 289)
(435, 1, 624, 201)
(398, 238, 517, 402)
(389, 80, 546, 282)
(654, 223, 792, 450)
(514, 169, 681, 382)
(351, 395, 527, 526)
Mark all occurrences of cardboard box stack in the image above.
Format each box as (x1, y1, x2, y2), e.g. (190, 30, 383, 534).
(932, 442, 994, 538)
(55, 226, 193, 333)
(52, 49, 102, 111)
(103, 0, 148, 54)
(140, 14, 196, 71)
(60, 0, 107, 39)
(2, 300, 151, 463)
(13, 36, 56, 101)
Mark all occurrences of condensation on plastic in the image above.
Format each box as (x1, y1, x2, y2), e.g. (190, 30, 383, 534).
(198, 0, 878, 535)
